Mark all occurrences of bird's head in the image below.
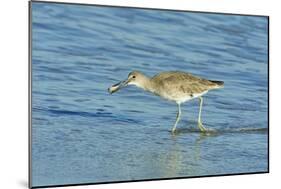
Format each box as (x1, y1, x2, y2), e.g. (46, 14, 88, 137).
(108, 71, 148, 94)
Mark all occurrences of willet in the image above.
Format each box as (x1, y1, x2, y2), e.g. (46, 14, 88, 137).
(108, 71, 224, 133)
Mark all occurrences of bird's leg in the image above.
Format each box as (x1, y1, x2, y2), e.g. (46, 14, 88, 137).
(198, 97, 207, 132)
(172, 103, 181, 133)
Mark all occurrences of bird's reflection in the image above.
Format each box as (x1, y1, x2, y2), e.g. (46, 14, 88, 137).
(161, 124, 220, 177)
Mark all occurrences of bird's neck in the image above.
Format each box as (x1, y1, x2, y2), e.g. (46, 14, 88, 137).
(138, 76, 156, 94)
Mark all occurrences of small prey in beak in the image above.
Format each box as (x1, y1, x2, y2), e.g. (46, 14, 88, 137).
(108, 80, 129, 94)
(108, 71, 147, 94)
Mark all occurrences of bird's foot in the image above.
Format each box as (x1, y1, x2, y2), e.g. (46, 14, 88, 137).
(171, 127, 177, 134)
(198, 122, 208, 132)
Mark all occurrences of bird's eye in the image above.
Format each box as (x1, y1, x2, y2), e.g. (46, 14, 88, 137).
(132, 75, 136, 78)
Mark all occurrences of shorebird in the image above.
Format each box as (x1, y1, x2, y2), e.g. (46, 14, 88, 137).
(108, 71, 224, 133)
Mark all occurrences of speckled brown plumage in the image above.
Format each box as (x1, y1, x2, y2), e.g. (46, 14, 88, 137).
(149, 71, 223, 102)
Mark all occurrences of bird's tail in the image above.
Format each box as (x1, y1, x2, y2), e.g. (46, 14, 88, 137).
(209, 80, 224, 89)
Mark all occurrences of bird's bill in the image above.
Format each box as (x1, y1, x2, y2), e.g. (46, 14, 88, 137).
(108, 79, 129, 94)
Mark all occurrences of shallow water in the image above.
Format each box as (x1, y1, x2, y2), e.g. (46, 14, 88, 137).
(31, 2, 268, 187)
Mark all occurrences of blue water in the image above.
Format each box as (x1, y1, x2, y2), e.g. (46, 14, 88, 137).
(31, 2, 268, 187)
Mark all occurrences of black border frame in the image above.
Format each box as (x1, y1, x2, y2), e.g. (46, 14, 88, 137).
(28, 0, 270, 188)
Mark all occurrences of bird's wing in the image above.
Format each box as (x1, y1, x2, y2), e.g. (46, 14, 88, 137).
(152, 72, 216, 95)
